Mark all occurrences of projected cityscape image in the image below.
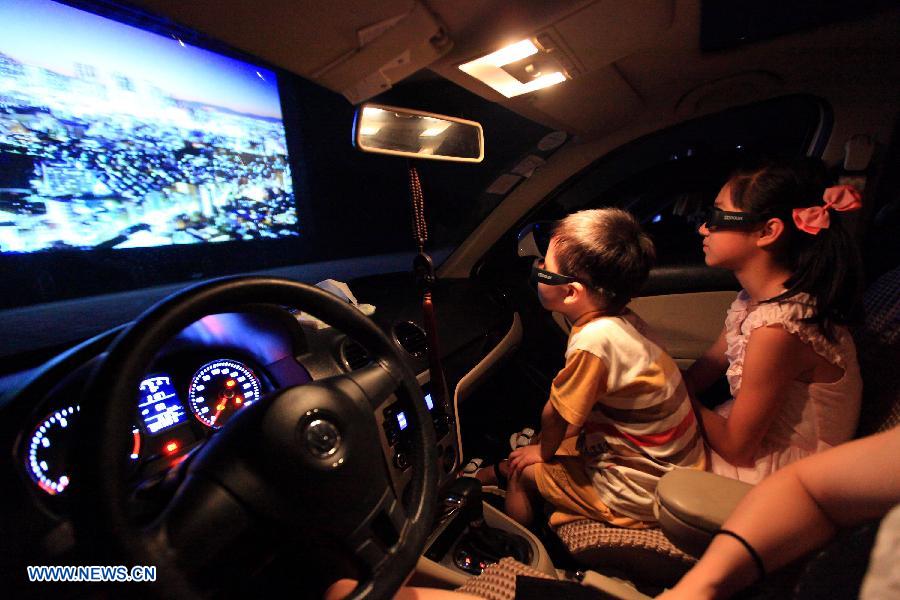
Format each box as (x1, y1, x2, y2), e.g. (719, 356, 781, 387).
(0, 0, 298, 253)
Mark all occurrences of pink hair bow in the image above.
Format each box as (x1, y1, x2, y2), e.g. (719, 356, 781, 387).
(792, 184, 862, 235)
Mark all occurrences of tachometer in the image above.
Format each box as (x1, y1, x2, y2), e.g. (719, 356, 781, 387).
(187, 360, 261, 429)
(26, 405, 141, 496)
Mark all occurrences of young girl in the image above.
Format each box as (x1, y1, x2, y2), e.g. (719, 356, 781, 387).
(686, 158, 864, 483)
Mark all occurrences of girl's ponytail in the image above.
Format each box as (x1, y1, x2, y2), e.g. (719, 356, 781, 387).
(774, 213, 864, 338)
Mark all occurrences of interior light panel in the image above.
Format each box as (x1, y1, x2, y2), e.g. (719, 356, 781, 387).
(458, 39, 568, 98)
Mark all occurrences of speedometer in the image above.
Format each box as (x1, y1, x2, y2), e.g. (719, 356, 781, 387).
(187, 359, 261, 429)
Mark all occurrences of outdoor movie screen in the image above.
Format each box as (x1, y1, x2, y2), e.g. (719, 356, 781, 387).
(0, 0, 298, 254)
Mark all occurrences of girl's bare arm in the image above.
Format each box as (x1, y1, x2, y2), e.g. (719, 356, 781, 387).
(684, 326, 729, 398)
(696, 325, 810, 465)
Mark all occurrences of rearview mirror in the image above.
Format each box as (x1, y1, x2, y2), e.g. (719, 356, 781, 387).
(353, 103, 484, 163)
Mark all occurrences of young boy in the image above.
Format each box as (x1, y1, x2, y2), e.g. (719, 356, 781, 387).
(507, 208, 706, 528)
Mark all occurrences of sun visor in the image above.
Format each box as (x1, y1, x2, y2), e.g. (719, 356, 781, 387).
(314, 1, 453, 104)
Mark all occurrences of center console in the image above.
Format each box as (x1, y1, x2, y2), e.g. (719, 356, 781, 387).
(411, 478, 557, 587)
(382, 390, 453, 471)
(376, 378, 461, 496)
(374, 331, 555, 587)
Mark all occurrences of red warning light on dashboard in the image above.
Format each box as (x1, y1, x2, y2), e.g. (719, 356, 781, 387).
(164, 441, 179, 454)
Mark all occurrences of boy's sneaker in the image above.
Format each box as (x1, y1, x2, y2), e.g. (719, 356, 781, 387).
(460, 457, 485, 477)
(510, 427, 535, 450)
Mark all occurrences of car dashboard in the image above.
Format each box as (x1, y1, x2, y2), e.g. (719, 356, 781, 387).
(16, 309, 305, 505)
(0, 272, 518, 591)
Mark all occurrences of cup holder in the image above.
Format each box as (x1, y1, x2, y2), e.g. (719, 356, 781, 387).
(453, 525, 533, 575)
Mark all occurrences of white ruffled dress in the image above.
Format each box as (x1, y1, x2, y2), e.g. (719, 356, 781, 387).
(709, 290, 862, 484)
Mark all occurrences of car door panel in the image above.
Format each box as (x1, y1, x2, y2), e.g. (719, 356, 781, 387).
(633, 266, 739, 367)
(548, 266, 737, 368)
(630, 291, 735, 368)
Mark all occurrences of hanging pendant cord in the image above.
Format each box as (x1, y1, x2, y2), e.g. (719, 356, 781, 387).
(408, 163, 451, 433)
(410, 165, 427, 253)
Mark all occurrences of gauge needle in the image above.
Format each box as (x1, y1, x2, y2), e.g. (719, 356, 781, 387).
(211, 402, 226, 425)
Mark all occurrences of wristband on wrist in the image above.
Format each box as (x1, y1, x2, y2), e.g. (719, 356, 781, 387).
(714, 529, 766, 583)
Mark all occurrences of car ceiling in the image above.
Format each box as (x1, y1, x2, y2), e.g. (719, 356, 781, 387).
(121, 0, 899, 139)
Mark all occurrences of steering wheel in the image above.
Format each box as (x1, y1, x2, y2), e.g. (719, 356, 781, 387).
(71, 277, 438, 599)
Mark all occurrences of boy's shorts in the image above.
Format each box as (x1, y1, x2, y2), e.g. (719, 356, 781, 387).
(533, 454, 653, 529)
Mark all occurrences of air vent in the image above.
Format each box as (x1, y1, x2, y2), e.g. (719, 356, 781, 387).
(393, 321, 427, 357)
(340, 338, 372, 371)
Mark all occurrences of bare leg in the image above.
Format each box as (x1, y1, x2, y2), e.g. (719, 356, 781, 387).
(474, 459, 509, 486)
(505, 464, 538, 526)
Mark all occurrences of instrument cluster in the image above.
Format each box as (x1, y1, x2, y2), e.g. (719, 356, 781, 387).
(24, 356, 268, 499)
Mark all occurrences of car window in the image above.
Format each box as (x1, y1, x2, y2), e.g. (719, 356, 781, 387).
(530, 95, 829, 266)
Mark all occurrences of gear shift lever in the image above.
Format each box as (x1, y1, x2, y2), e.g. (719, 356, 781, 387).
(424, 477, 485, 562)
(441, 476, 483, 524)
(442, 478, 533, 574)
(425, 477, 533, 573)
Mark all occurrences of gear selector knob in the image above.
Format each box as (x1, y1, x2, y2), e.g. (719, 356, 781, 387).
(441, 476, 483, 524)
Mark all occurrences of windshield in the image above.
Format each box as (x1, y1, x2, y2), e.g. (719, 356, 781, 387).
(371, 77, 552, 251)
(0, 0, 549, 310)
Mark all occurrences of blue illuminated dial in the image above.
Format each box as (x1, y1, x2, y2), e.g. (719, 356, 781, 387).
(187, 360, 261, 429)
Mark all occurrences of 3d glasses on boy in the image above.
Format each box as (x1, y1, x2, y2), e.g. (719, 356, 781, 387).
(516, 220, 556, 258)
(529, 261, 618, 299)
(529, 263, 579, 287)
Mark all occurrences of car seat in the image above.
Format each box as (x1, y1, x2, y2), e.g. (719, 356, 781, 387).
(852, 266, 900, 435)
(657, 265, 900, 556)
(456, 265, 900, 598)
(456, 556, 654, 600)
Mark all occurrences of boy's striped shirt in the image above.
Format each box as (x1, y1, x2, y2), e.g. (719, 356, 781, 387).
(550, 314, 706, 522)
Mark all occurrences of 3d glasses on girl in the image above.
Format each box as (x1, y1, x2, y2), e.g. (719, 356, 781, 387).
(701, 207, 770, 231)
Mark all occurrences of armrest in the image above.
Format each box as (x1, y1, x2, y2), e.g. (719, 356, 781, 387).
(581, 571, 653, 600)
(656, 469, 753, 556)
